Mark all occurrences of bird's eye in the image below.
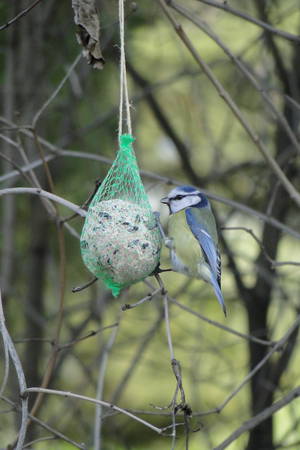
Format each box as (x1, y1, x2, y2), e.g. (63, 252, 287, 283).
(175, 195, 184, 200)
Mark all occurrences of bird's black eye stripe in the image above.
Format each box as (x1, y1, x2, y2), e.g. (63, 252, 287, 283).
(173, 193, 200, 201)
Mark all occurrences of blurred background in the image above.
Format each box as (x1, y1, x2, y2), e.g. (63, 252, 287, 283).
(1, 1, 300, 449)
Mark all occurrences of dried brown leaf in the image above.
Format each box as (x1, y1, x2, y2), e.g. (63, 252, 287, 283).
(72, 0, 105, 70)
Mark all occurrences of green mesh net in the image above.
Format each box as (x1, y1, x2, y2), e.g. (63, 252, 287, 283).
(80, 134, 162, 296)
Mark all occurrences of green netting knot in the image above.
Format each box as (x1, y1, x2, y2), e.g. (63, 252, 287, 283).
(119, 133, 135, 149)
(80, 134, 162, 296)
(104, 277, 122, 297)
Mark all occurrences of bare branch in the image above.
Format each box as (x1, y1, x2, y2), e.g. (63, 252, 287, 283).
(223, 227, 300, 267)
(111, 310, 164, 404)
(0, 318, 10, 397)
(121, 287, 162, 310)
(210, 314, 300, 417)
(156, 0, 300, 207)
(32, 54, 81, 128)
(0, 122, 299, 239)
(58, 323, 119, 350)
(23, 387, 164, 434)
(169, 297, 276, 347)
(169, 0, 300, 157)
(196, 0, 300, 44)
(155, 274, 191, 449)
(0, 395, 87, 449)
(0, 187, 86, 217)
(0, 290, 28, 449)
(0, 0, 44, 31)
(214, 386, 300, 450)
(94, 316, 120, 450)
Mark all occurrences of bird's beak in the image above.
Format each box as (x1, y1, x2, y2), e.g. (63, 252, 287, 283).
(160, 196, 169, 205)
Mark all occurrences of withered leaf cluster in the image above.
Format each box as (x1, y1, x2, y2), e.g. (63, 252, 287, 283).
(72, 0, 104, 69)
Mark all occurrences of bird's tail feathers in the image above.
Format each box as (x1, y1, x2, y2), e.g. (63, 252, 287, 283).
(210, 274, 227, 317)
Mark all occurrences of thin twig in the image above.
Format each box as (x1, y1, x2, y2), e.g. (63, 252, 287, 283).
(0, 290, 28, 449)
(214, 386, 300, 450)
(169, 0, 300, 156)
(0, 187, 87, 217)
(16, 132, 44, 189)
(169, 297, 276, 347)
(0, 0, 44, 31)
(0, 129, 299, 239)
(156, 274, 190, 449)
(12, 127, 69, 442)
(0, 395, 87, 449)
(0, 150, 33, 186)
(72, 277, 98, 293)
(121, 287, 162, 310)
(0, 317, 10, 397)
(111, 310, 164, 404)
(31, 130, 56, 192)
(32, 53, 81, 128)
(164, 295, 177, 448)
(58, 323, 119, 350)
(23, 387, 164, 434)
(25, 223, 66, 431)
(156, 0, 300, 207)
(94, 316, 120, 450)
(23, 436, 56, 448)
(223, 227, 300, 267)
(196, 0, 300, 43)
(202, 314, 300, 417)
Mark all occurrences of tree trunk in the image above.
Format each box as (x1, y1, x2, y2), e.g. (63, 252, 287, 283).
(246, 42, 300, 449)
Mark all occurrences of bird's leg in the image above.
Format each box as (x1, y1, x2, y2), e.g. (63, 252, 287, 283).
(154, 215, 182, 275)
(152, 212, 173, 274)
(151, 263, 172, 275)
(153, 211, 166, 238)
(153, 211, 174, 249)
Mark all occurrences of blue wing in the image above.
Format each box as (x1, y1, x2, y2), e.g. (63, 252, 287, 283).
(185, 208, 226, 316)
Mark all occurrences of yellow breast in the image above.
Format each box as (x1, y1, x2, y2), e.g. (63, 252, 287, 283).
(168, 210, 205, 278)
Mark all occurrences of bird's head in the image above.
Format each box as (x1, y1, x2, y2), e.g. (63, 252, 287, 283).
(161, 185, 209, 214)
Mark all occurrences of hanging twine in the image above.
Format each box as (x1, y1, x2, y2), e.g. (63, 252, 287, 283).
(118, 0, 132, 139)
(80, 0, 162, 296)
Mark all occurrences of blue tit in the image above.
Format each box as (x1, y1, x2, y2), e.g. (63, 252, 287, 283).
(161, 185, 226, 316)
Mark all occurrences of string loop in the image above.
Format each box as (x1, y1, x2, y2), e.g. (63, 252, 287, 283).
(118, 0, 132, 139)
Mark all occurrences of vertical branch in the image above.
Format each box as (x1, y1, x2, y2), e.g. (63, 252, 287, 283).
(21, 53, 81, 432)
(163, 289, 177, 449)
(0, 4, 17, 298)
(253, 0, 291, 93)
(32, 53, 81, 129)
(26, 219, 66, 424)
(163, 293, 175, 361)
(23, 197, 49, 414)
(0, 289, 28, 449)
(156, 274, 190, 450)
(94, 315, 120, 450)
(0, 327, 10, 396)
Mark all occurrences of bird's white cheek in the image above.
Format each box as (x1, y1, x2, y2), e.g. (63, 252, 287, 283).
(171, 204, 181, 214)
(170, 200, 188, 213)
